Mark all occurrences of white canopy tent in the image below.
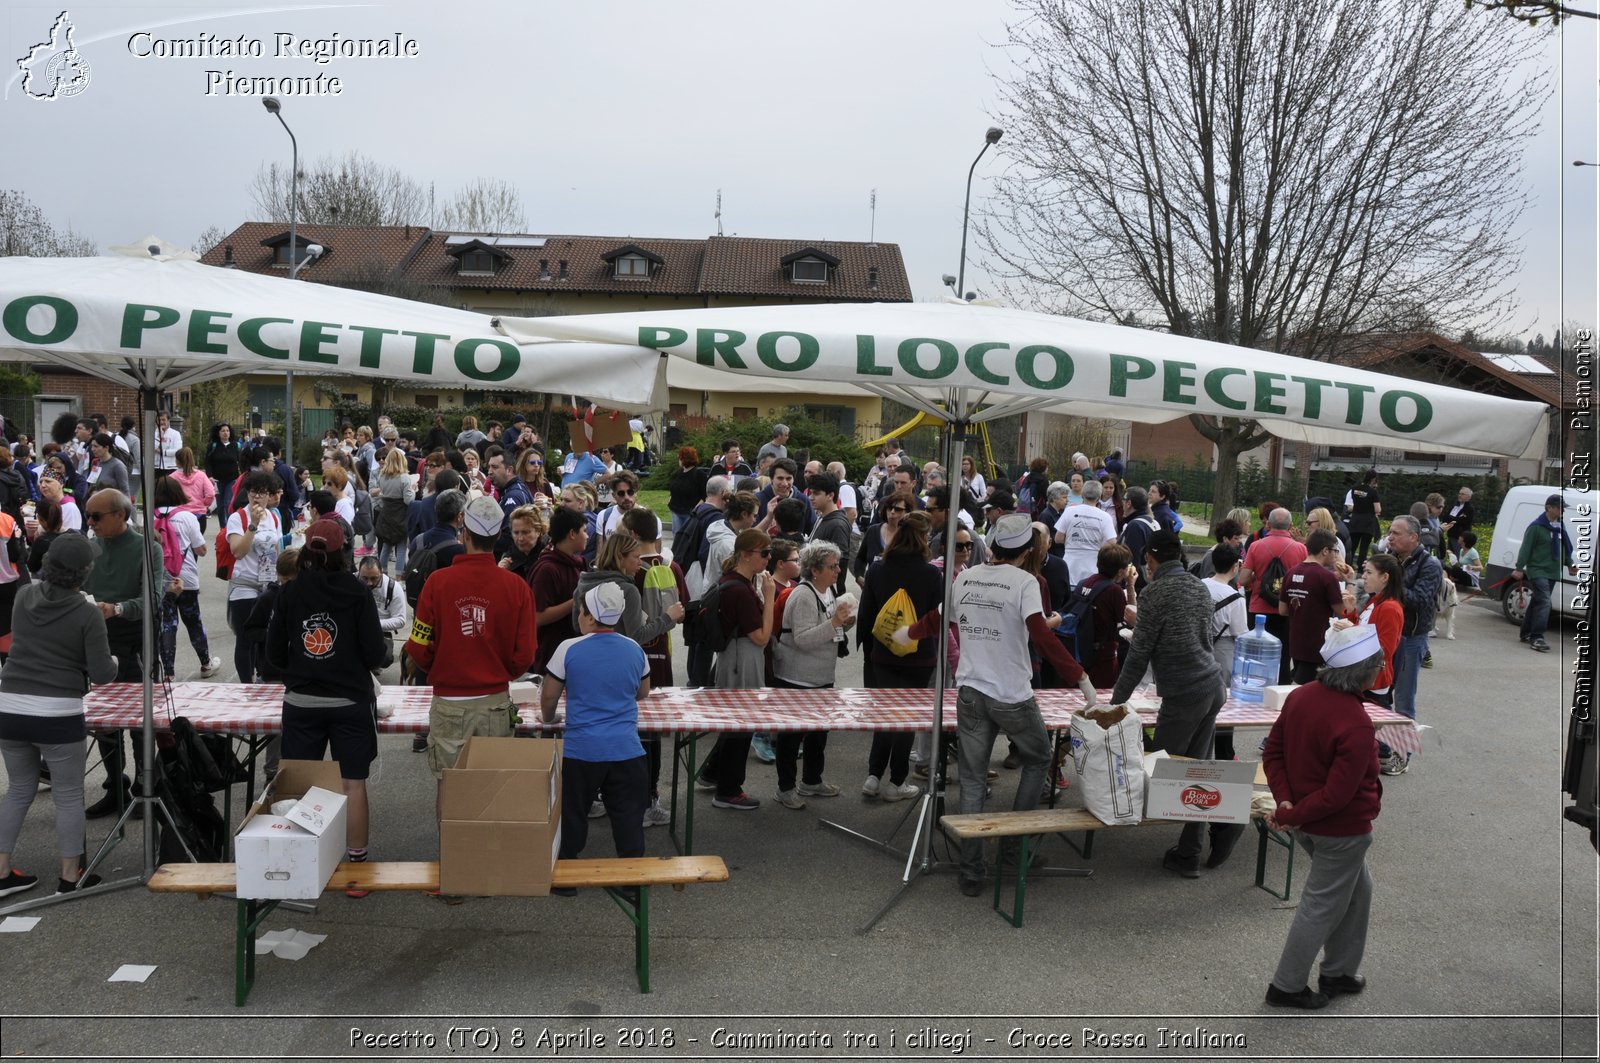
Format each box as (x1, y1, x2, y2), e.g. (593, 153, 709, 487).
(497, 300, 1551, 928)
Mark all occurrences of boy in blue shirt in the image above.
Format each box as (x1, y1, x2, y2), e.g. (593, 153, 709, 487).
(541, 582, 651, 887)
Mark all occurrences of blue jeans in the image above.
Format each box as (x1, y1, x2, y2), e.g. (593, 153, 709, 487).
(377, 539, 407, 577)
(1520, 577, 1554, 641)
(670, 511, 689, 535)
(955, 685, 1051, 882)
(1392, 633, 1428, 720)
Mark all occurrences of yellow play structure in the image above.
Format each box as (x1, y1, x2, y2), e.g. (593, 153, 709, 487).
(861, 409, 1000, 479)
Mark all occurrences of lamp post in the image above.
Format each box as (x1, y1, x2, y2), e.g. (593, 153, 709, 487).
(1575, 161, 1600, 167)
(263, 96, 300, 459)
(956, 126, 1003, 300)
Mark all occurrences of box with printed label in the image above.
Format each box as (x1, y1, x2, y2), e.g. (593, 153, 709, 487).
(1144, 757, 1255, 825)
(234, 761, 348, 900)
(439, 737, 562, 896)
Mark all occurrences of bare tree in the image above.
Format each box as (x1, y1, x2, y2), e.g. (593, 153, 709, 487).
(1465, 0, 1595, 24)
(435, 177, 527, 232)
(191, 224, 228, 256)
(981, 0, 1546, 512)
(250, 151, 426, 226)
(0, 190, 96, 256)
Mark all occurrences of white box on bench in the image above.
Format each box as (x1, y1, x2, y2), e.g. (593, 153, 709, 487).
(440, 737, 562, 897)
(1144, 758, 1255, 825)
(235, 761, 347, 900)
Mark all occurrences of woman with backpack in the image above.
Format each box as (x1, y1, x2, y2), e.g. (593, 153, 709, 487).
(372, 447, 415, 577)
(152, 475, 221, 680)
(770, 540, 854, 810)
(170, 447, 215, 533)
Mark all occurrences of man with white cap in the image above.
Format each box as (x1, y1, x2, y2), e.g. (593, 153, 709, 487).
(406, 495, 538, 822)
(899, 512, 1096, 897)
(1261, 622, 1384, 1010)
(541, 582, 652, 889)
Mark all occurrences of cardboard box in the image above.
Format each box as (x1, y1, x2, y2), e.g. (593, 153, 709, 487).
(1144, 757, 1256, 825)
(439, 737, 562, 896)
(1263, 684, 1299, 712)
(566, 408, 633, 457)
(235, 761, 348, 900)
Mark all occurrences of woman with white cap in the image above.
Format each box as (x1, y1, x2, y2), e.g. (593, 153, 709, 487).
(1261, 622, 1384, 1010)
(0, 533, 118, 897)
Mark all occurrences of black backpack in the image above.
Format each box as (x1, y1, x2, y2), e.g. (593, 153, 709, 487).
(1256, 553, 1289, 610)
(1056, 578, 1115, 662)
(403, 540, 446, 609)
(1210, 590, 1244, 646)
(696, 578, 734, 653)
(351, 488, 374, 537)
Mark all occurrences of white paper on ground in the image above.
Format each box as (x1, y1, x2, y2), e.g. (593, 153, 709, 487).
(0, 916, 41, 932)
(108, 964, 157, 983)
(255, 928, 327, 960)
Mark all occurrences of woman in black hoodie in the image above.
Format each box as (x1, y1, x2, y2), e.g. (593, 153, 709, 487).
(205, 423, 243, 521)
(265, 519, 386, 896)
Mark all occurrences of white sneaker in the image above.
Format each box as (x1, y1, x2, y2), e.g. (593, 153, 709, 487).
(642, 798, 671, 827)
(861, 775, 880, 797)
(587, 800, 606, 819)
(200, 656, 223, 679)
(774, 788, 807, 810)
(796, 780, 841, 797)
(879, 780, 920, 802)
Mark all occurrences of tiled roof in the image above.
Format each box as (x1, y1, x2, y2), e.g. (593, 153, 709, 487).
(1323, 331, 1574, 409)
(206, 224, 913, 303)
(199, 223, 430, 282)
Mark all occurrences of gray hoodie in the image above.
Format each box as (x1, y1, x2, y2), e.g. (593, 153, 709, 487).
(0, 581, 118, 734)
(571, 567, 672, 648)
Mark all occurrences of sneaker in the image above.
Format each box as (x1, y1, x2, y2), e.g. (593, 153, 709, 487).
(1532, 638, 1551, 653)
(1519, 633, 1531, 643)
(796, 780, 841, 797)
(411, 734, 429, 753)
(642, 798, 671, 827)
(1265, 984, 1330, 1010)
(55, 872, 101, 894)
(879, 780, 920, 802)
(1002, 751, 1022, 770)
(1162, 846, 1201, 879)
(751, 735, 777, 764)
(587, 800, 607, 819)
(354, 545, 375, 558)
(861, 775, 881, 797)
(711, 792, 760, 810)
(912, 763, 931, 779)
(1421, 653, 1434, 669)
(959, 877, 985, 897)
(0, 869, 39, 898)
(199, 656, 223, 679)
(693, 775, 717, 792)
(1380, 752, 1409, 776)
(84, 789, 130, 819)
(550, 886, 578, 897)
(774, 788, 807, 810)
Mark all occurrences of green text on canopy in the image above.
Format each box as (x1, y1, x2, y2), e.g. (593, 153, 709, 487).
(638, 325, 1433, 433)
(0, 297, 523, 382)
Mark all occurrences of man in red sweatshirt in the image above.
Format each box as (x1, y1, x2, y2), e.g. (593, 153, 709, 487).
(407, 496, 537, 814)
(1261, 623, 1384, 1010)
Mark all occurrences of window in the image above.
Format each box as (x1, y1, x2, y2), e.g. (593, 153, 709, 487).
(1401, 451, 1446, 463)
(274, 243, 314, 266)
(340, 393, 358, 402)
(415, 394, 438, 410)
(539, 259, 551, 281)
(733, 406, 757, 420)
(459, 250, 496, 274)
(558, 260, 569, 280)
(790, 257, 828, 284)
(614, 254, 650, 279)
(1325, 445, 1372, 459)
(669, 403, 688, 417)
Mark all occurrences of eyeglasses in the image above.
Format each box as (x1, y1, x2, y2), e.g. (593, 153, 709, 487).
(889, 507, 908, 514)
(954, 542, 974, 552)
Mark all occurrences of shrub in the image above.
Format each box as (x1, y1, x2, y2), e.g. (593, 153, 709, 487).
(645, 409, 869, 488)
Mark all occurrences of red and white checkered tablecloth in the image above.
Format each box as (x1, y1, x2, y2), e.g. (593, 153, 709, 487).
(82, 682, 1419, 752)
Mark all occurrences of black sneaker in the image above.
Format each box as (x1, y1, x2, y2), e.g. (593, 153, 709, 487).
(56, 872, 101, 894)
(84, 790, 130, 819)
(1265, 983, 1330, 1009)
(1162, 847, 1201, 879)
(550, 887, 577, 897)
(411, 734, 429, 753)
(1317, 972, 1367, 997)
(0, 869, 39, 897)
(1531, 638, 1551, 653)
(959, 877, 985, 897)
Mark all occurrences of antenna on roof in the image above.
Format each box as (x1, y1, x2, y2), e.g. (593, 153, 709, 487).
(869, 188, 877, 244)
(714, 189, 723, 236)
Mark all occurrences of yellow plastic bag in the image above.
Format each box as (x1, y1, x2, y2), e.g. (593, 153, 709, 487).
(871, 587, 920, 657)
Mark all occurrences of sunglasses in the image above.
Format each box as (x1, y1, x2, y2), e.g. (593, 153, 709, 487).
(757, 549, 772, 557)
(613, 488, 634, 497)
(955, 542, 974, 552)
(86, 511, 109, 523)
(528, 458, 543, 466)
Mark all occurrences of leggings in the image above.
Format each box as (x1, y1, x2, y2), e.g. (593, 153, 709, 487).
(0, 737, 86, 859)
(160, 589, 211, 679)
(1351, 533, 1375, 569)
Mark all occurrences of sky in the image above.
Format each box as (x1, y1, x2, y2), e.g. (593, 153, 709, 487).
(1, 0, 1594, 345)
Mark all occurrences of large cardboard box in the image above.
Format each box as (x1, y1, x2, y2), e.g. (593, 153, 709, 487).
(234, 761, 348, 900)
(439, 737, 562, 897)
(1144, 757, 1255, 825)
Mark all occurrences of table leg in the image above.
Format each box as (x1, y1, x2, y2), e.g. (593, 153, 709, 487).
(667, 733, 704, 857)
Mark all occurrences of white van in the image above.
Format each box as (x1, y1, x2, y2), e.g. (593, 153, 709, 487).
(1485, 485, 1597, 625)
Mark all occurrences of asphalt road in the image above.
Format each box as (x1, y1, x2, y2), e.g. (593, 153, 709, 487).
(0, 567, 1592, 1062)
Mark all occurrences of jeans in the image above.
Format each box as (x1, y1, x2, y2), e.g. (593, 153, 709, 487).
(1392, 633, 1428, 721)
(955, 685, 1052, 882)
(670, 511, 689, 535)
(1520, 577, 1554, 641)
(215, 478, 236, 522)
(376, 539, 407, 577)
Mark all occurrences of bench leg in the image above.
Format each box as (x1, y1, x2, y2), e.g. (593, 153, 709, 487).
(235, 897, 280, 1006)
(606, 885, 651, 993)
(991, 834, 1038, 929)
(1253, 818, 1295, 901)
(1060, 829, 1096, 860)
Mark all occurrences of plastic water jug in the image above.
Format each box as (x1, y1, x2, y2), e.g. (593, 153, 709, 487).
(1230, 614, 1281, 703)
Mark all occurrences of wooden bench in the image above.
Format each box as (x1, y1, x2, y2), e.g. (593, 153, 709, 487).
(149, 856, 729, 1004)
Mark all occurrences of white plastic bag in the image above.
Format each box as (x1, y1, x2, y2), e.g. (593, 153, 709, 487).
(1069, 705, 1147, 826)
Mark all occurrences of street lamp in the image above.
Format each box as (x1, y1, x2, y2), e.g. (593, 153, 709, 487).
(1575, 161, 1600, 167)
(263, 95, 300, 459)
(956, 126, 1003, 301)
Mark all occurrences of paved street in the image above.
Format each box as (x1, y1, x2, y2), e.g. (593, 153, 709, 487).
(0, 577, 1592, 1061)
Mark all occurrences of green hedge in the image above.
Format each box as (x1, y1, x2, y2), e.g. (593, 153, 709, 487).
(644, 409, 870, 489)
(327, 401, 576, 440)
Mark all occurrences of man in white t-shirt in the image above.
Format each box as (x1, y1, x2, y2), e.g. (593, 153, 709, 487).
(826, 461, 858, 525)
(225, 470, 284, 681)
(1053, 479, 1118, 588)
(921, 512, 1097, 896)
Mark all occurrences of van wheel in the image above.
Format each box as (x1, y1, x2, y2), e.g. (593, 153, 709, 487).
(1503, 582, 1531, 625)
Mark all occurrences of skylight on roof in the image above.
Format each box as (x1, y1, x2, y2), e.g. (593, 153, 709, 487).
(1484, 353, 1555, 375)
(443, 234, 546, 249)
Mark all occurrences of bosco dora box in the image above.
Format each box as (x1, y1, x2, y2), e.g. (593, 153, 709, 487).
(1144, 757, 1255, 825)
(439, 736, 562, 897)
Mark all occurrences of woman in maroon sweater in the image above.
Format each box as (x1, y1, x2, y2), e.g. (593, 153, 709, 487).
(1261, 623, 1384, 1010)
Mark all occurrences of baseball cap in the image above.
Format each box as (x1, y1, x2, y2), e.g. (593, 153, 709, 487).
(990, 512, 1034, 549)
(584, 582, 627, 626)
(463, 495, 504, 537)
(1546, 493, 1567, 510)
(304, 519, 346, 555)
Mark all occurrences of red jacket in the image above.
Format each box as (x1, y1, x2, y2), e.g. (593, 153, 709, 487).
(1263, 682, 1382, 836)
(406, 552, 537, 696)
